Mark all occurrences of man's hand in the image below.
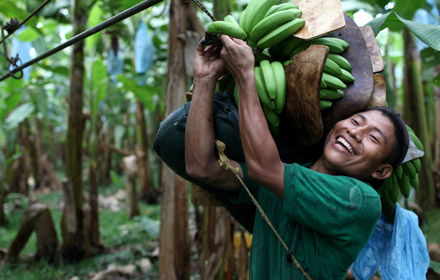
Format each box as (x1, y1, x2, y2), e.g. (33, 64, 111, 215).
(220, 35, 255, 84)
(193, 41, 225, 80)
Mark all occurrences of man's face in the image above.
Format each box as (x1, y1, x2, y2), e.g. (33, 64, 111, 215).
(322, 110, 395, 178)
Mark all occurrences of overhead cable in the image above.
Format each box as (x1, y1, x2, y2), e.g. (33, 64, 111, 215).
(0, 0, 164, 82)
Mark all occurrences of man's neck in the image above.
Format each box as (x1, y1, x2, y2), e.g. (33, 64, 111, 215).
(310, 157, 334, 175)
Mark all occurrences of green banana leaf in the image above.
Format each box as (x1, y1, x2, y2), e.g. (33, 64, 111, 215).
(367, 11, 440, 51)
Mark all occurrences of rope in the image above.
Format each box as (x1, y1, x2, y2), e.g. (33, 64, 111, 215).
(191, 0, 216, 21)
(215, 140, 312, 280)
(0, 0, 164, 82)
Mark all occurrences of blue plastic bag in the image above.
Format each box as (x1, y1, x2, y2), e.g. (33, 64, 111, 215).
(134, 21, 155, 74)
(351, 204, 430, 280)
(11, 26, 32, 81)
(107, 49, 124, 76)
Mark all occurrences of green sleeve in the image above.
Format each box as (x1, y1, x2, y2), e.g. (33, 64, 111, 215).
(283, 163, 381, 240)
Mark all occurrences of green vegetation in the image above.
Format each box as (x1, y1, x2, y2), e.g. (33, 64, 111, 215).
(0, 181, 161, 280)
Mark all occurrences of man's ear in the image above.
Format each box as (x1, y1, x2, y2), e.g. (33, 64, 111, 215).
(370, 164, 393, 180)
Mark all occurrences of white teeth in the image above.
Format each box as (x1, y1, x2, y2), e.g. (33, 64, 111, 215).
(337, 137, 354, 155)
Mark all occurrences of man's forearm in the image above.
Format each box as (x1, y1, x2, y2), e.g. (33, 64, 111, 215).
(236, 70, 285, 198)
(185, 76, 217, 178)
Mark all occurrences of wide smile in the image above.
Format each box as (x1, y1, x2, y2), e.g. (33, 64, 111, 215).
(335, 136, 355, 155)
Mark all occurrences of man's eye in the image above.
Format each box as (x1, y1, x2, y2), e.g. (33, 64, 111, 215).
(352, 119, 359, 126)
(370, 135, 379, 143)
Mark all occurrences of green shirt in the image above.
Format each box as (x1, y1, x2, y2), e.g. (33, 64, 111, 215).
(233, 162, 381, 280)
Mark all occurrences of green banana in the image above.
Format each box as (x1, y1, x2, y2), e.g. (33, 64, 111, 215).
(207, 21, 247, 40)
(242, 0, 278, 35)
(412, 158, 421, 173)
(337, 68, 355, 83)
(239, 8, 247, 29)
(321, 79, 327, 89)
(280, 36, 305, 58)
(331, 37, 350, 51)
(320, 88, 344, 100)
(255, 66, 275, 110)
(406, 125, 415, 135)
(269, 123, 280, 136)
(388, 175, 399, 203)
(322, 72, 347, 90)
(398, 174, 411, 198)
(395, 165, 403, 180)
(327, 53, 352, 71)
(290, 41, 312, 57)
(324, 57, 342, 76)
(224, 15, 240, 28)
(257, 18, 305, 49)
(271, 61, 286, 114)
(260, 60, 277, 100)
(320, 100, 332, 110)
(266, 3, 299, 17)
(249, 9, 301, 43)
(283, 59, 293, 66)
(262, 103, 280, 127)
(380, 186, 396, 223)
(402, 161, 417, 179)
(408, 130, 424, 151)
(310, 37, 345, 54)
(409, 175, 419, 190)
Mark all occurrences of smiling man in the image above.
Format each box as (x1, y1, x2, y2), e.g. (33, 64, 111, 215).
(170, 35, 410, 279)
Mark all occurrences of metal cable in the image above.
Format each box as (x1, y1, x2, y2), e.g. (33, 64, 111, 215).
(0, 0, 52, 45)
(0, 0, 164, 82)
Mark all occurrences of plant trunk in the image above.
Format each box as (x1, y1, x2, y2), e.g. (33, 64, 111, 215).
(159, 1, 190, 279)
(61, 0, 89, 260)
(100, 127, 112, 185)
(16, 124, 29, 194)
(23, 120, 41, 190)
(88, 110, 102, 251)
(6, 202, 58, 261)
(122, 155, 140, 218)
(402, 28, 435, 209)
(434, 82, 440, 205)
(88, 145, 102, 251)
(135, 101, 154, 202)
(213, 0, 230, 19)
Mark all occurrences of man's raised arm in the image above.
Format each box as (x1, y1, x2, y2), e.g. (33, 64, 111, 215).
(220, 36, 285, 198)
(184, 42, 242, 191)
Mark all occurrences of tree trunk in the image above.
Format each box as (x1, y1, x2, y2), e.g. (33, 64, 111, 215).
(23, 120, 41, 190)
(159, 1, 190, 279)
(135, 101, 154, 202)
(402, 28, 435, 209)
(434, 83, 440, 205)
(122, 155, 140, 218)
(61, 0, 89, 260)
(213, 0, 230, 19)
(100, 127, 112, 185)
(16, 124, 29, 194)
(40, 155, 62, 190)
(88, 112, 102, 251)
(6, 202, 58, 261)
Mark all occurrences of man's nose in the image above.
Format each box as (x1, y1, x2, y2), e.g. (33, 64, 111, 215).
(348, 127, 363, 142)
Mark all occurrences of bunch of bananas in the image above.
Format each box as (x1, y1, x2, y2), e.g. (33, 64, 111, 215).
(277, 36, 355, 111)
(210, 0, 355, 133)
(207, 1, 305, 49)
(378, 125, 424, 222)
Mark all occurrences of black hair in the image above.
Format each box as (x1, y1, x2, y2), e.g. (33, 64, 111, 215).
(365, 106, 409, 169)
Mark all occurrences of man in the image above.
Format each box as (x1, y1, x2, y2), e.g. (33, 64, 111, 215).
(182, 35, 409, 279)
